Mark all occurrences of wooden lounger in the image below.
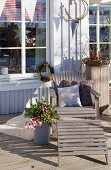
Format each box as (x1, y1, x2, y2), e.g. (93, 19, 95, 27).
(57, 119, 108, 166)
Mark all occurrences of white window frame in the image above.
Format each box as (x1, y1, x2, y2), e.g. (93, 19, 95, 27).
(0, 0, 52, 80)
(89, 4, 111, 60)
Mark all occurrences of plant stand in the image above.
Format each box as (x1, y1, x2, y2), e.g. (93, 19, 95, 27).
(34, 123, 50, 145)
(86, 65, 109, 115)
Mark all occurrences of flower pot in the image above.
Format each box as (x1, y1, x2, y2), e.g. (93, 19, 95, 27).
(34, 123, 50, 145)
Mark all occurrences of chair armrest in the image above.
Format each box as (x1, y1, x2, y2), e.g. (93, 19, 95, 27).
(90, 88, 101, 98)
(90, 88, 101, 118)
(50, 88, 57, 106)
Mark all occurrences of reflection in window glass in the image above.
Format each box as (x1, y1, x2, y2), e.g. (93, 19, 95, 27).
(99, 7, 111, 24)
(0, 0, 21, 21)
(26, 49, 46, 73)
(0, 22, 21, 47)
(89, 26, 96, 42)
(26, 23, 46, 47)
(25, 0, 46, 21)
(89, 7, 97, 24)
(0, 49, 21, 74)
(100, 44, 111, 60)
(100, 26, 110, 42)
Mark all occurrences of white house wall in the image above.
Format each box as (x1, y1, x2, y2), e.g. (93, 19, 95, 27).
(0, 80, 51, 114)
(53, 0, 89, 76)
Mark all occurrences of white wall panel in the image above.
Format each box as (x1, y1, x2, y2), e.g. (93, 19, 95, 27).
(0, 80, 52, 114)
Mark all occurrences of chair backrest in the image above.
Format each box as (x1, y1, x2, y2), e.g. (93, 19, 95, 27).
(52, 70, 84, 87)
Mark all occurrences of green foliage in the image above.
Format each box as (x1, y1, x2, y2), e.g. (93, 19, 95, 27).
(24, 99, 59, 126)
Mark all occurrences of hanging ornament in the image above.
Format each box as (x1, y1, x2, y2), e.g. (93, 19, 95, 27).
(71, 20, 79, 37)
(65, 0, 88, 22)
(23, 0, 38, 21)
(0, 0, 7, 16)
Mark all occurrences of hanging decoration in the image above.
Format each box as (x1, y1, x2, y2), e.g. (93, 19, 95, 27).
(54, 17, 61, 31)
(23, 0, 37, 21)
(0, 0, 7, 16)
(65, 0, 88, 22)
(65, 0, 88, 36)
(37, 62, 54, 82)
(3, 0, 16, 20)
(0, 0, 37, 21)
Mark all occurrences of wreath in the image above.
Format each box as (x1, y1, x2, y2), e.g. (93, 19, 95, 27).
(37, 62, 54, 82)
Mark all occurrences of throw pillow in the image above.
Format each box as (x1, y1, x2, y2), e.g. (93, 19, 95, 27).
(59, 80, 71, 87)
(79, 80, 93, 106)
(57, 84, 82, 107)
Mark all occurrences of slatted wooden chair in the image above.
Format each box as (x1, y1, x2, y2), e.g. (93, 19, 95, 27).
(50, 70, 100, 119)
(50, 70, 100, 137)
(57, 119, 108, 166)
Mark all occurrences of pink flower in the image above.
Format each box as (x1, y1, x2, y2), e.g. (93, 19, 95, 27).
(25, 117, 42, 130)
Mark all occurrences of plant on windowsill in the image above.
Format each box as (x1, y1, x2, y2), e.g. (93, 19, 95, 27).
(37, 62, 54, 82)
(82, 51, 110, 66)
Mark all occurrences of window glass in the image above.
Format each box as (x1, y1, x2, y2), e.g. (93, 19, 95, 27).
(26, 49, 46, 73)
(100, 44, 111, 60)
(89, 26, 96, 42)
(89, 7, 97, 24)
(0, 0, 21, 21)
(99, 7, 111, 24)
(0, 49, 21, 73)
(26, 23, 46, 47)
(0, 22, 21, 47)
(25, 0, 46, 21)
(100, 26, 111, 42)
(0, 0, 47, 75)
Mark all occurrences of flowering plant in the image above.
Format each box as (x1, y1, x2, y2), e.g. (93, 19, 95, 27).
(24, 97, 58, 130)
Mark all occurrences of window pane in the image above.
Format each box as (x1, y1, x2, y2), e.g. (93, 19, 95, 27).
(25, 0, 46, 21)
(26, 49, 46, 73)
(0, 0, 21, 21)
(89, 26, 96, 42)
(90, 44, 97, 55)
(100, 26, 111, 42)
(26, 23, 46, 47)
(0, 22, 21, 47)
(0, 49, 21, 74)
(100, 44, 110, 60)
(99, 7, 111, 24)
(89, 7, 97, 24)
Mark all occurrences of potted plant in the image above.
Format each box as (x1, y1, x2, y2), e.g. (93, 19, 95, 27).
(24, 97, 59, 145)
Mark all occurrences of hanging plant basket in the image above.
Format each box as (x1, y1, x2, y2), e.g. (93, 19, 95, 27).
(37, 62, 54, 82)
(82, 58, 110, 67)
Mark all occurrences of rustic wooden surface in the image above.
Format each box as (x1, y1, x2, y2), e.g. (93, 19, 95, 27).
(57, 119, 108, 166)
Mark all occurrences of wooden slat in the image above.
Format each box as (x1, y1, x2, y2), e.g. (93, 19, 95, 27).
(59, 151, 108, 156)
(58, 134, 105, 139)
(57, 119, 108, 165)
(59, 147, 107, 152)
(58, 131, 104, 135)
(59, 142, 106, 147)
(58, 138, 106, 143)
